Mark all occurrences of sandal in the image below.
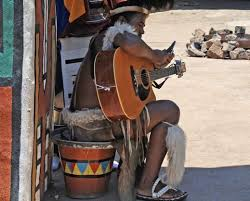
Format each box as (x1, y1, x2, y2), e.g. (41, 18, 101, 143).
(136, 177, 188, 201)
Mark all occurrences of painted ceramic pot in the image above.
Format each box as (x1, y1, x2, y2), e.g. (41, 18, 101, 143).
(52, 128, 116, 199)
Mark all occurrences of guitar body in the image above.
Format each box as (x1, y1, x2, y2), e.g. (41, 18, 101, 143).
(94, 48, 156, 121)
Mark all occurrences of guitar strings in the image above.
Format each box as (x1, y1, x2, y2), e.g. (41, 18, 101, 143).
(133, 66, 176, 80)
(134, 71, 173, 80)
(134, 67, 175, 77)
(133, 64, 176, 78)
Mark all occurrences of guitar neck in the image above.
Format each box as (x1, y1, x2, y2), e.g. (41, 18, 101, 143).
(150, 65, 177, 81)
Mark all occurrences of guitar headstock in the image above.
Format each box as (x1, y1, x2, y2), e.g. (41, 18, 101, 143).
(175, 59, 186, 78)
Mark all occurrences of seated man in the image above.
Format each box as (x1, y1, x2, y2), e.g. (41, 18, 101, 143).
(62, 0, 187, 200)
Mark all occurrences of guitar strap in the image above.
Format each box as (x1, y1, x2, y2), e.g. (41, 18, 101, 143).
(152, 77, 168, 89)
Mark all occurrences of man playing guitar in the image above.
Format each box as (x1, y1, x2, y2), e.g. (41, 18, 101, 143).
(62, 0, 187, 200)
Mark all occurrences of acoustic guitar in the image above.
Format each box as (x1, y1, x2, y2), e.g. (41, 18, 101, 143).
(94, 48, 186, 121)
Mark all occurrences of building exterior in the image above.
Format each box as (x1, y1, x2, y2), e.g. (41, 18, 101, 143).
(0, 1, 56, 200)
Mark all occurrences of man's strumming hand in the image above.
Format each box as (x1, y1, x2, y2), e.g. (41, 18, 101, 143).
(151, 49, 175, 68)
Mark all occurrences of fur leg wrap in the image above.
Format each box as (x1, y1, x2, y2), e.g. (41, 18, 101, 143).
(117, 141, 138, 201)
(163, 122, 186, 188)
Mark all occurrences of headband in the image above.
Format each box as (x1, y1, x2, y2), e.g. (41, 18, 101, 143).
(109, 6, 150, 16)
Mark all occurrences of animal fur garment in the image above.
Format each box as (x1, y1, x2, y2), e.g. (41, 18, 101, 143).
(62, 108, 110, 130)
(117, 140, 139, 201)
(163, 122, 186, 187)
(102, 21, 138, 50)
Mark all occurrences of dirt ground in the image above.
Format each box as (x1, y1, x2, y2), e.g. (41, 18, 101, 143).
(44, 0, 250, 200)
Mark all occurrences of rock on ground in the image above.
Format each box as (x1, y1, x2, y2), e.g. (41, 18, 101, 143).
(207, 43, 224, 59)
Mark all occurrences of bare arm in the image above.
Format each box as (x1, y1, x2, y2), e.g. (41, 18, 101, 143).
(114, 32, 174, 67)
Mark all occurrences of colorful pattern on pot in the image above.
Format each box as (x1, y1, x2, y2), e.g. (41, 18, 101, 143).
(61, 157, 114, 177)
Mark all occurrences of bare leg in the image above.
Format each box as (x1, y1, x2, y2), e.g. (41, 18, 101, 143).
(137, 123, 168, 189)
(137, 100, 185, 198)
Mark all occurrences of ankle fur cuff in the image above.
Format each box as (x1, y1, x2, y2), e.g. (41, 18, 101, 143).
(163, 122, 186, 187)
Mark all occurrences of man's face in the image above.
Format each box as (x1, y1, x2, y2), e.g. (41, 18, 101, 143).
(128, 13, 147, 37)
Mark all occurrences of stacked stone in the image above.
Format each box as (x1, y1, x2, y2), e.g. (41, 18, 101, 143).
(186, 26, 250, 60)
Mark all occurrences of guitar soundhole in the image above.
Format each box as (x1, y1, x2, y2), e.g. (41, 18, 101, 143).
(138, 85, 149, 101)
(141, 69, 149, 87)
(130, 66, 150, 101)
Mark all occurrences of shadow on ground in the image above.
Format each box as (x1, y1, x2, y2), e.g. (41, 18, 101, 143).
(174, 0, 250, 10)
(180, 165, 250, 201)
(44, 165, 250, 201)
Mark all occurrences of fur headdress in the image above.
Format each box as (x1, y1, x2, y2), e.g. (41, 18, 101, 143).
(104, 0, 174, 16)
